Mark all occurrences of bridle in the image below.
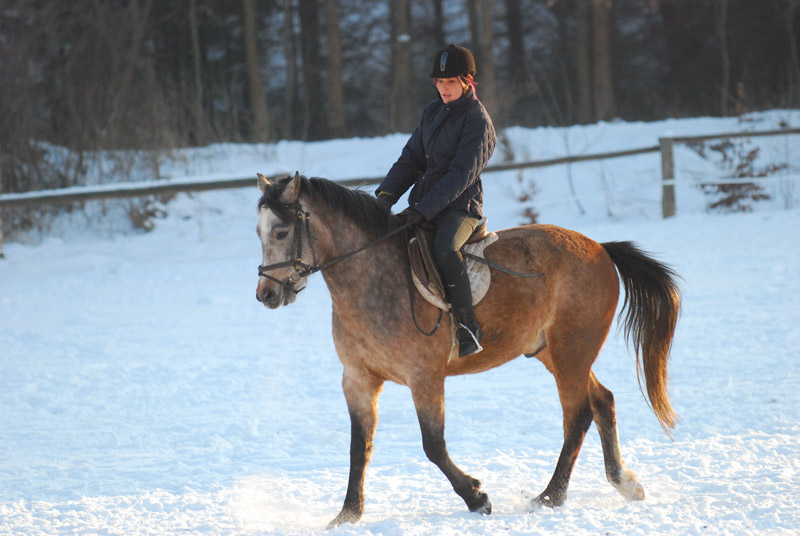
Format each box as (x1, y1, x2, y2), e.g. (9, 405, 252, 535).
(257, 201, 412, 304)
(257, 202, 317, 303)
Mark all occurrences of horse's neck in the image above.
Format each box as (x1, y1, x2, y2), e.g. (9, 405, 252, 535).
(312, 211, 407, 309)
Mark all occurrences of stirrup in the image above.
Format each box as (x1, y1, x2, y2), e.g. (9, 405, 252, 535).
(457, 323, 483, 358)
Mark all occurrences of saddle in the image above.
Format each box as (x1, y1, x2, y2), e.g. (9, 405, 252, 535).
(408, 217, 498, 312)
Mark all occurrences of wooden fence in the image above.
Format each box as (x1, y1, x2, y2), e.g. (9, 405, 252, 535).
(659, 127, 800, 217)
(1, 127, 798, 255)
(0, 144, 661, 209)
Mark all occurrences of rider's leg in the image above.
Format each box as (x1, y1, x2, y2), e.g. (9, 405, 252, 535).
(432, 210, 482, 357)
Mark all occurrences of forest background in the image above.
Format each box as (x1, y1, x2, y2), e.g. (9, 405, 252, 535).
(2, 0, 799, 201)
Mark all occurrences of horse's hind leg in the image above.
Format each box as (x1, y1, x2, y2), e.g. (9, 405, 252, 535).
(589, 372, 645, 501)
(328, 369, 384, 528)
(533, 373, 594, 508)
(411, 378, 492, 515)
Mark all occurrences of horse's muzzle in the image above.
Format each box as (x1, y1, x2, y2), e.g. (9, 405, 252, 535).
(256, 283, 282, 309)
(257, 280, 302, 308)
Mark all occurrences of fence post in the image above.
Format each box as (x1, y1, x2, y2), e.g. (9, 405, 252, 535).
(660, 137, 676, 218)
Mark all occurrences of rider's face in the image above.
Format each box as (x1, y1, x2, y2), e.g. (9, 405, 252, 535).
(434, 77, 466, 104)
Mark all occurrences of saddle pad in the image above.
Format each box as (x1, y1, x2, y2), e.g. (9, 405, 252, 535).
(410, 232, 498, 312)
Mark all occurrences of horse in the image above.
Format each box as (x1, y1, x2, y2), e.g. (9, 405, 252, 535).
(255, 172, 681, 527)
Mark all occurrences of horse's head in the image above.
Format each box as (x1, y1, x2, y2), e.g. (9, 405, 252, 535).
(255, 172, 313, 309)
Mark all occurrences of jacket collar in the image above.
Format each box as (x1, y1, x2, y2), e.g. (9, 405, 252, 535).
(438, 88, 476, 110)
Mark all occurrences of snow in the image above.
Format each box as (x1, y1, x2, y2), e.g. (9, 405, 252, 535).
(2, 110, 800, 535)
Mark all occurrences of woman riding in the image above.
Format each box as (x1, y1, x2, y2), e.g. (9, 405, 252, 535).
(375, 43, 497, 358)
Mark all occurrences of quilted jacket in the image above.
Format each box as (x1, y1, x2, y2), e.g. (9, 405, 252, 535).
(377, 89, 496, 221)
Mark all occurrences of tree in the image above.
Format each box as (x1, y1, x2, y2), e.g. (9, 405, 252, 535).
(390, 0, 414, 133)
(716, 0, 731, 117)
(592, 0, 617, 120)
(431, 0, 446, 46)
(325, 0, 348, 138)
(282, 0, 298, 139)
(468, 0, 498, 119)
(575, 0, 593, 123)
(772, 0, 800, 106)
(298, 0, 328, 140)
(188, 0, 207, 145)
(107, 0, 156, 147)
(242, 0, 272, 142)
(504, 0, 530, 104)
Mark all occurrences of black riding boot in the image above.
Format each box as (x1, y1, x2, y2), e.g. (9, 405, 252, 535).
(441, 257, 483, 358)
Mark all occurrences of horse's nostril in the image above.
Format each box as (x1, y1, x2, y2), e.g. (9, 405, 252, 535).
(257, 288, 272, 303)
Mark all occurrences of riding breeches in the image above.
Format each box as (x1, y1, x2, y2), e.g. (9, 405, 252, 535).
(431, 209, 480, 309)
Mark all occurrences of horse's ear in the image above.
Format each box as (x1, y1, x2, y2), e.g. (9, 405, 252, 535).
(257, 173, 271, 193)
(281, 171, 302, 203)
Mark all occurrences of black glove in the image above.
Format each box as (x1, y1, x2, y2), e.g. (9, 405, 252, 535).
(397, 207, 427, 227)
(376, 191, 396, 211)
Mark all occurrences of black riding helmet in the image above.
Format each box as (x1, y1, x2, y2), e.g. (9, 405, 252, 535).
(429, 44, 476, 78)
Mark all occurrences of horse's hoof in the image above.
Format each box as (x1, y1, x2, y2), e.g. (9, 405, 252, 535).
(326, 509, 361, 529)
(612, 469, 646, 501)
(532, 491, 565, 509)
(469, 492, 492, 515)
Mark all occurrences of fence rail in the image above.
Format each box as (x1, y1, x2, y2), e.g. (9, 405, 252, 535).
(0, 145, 662, 209)
(1, 126, 798, 253)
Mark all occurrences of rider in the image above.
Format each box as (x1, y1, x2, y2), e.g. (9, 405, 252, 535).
(375, 43, 497, 357)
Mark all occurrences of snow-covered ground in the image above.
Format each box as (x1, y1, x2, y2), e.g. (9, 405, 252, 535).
(1, 111, 799, 535)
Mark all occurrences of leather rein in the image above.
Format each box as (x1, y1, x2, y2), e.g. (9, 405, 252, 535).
(258, 202, 544, 330)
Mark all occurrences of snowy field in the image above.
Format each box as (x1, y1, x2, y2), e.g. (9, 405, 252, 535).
(2, 111, 800, 535)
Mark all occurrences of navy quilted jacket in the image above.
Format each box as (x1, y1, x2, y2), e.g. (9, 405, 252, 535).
(377, 89, 496, 221)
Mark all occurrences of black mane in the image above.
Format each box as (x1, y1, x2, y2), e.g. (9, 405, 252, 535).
(258, 174, 400, 236)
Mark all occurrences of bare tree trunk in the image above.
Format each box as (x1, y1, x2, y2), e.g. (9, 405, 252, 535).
(718, 0, 730, 116)
(592, 0, 617, 120)
(283, 0, 297, 139)
(432, 0, 445, 46)
(504, 0, 528, 96)
(468, 0, 480, 51)
(189, 0, 206, 145)
(325, 0, 347, 138)
(772, 0, 800, 105)
(390, 0, 414, 133)
(469, 0, 498, 119)
(785, 0, 800, 106)
(789, 0, 800, 105)
(552, 0, 575, 123)
(243, 0, 271, 142)
(576, 0, 593, 123)
(298, 0, 328, 140)
(107, 0, 155, 146)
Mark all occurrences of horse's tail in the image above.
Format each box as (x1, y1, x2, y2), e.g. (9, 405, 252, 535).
(602, 241, 681, 436)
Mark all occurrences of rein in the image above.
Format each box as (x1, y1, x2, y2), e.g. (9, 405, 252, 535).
(258, 201, 543, 329)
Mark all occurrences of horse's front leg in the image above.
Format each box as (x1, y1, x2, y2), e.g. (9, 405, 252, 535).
(328, 369, 384, 528)
(411, 378, 492, 515)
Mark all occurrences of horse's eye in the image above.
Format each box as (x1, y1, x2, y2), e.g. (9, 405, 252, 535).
(276, 230, 289, 240)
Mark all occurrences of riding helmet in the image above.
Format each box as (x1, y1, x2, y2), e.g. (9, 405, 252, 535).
(429, 44, 476, 78)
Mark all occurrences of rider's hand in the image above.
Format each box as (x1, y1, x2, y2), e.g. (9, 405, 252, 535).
(397, 207, 427, 227)
(376, 191, 396, 211)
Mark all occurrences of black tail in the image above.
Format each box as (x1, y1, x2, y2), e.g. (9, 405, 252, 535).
(602, 241, 681, 436)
